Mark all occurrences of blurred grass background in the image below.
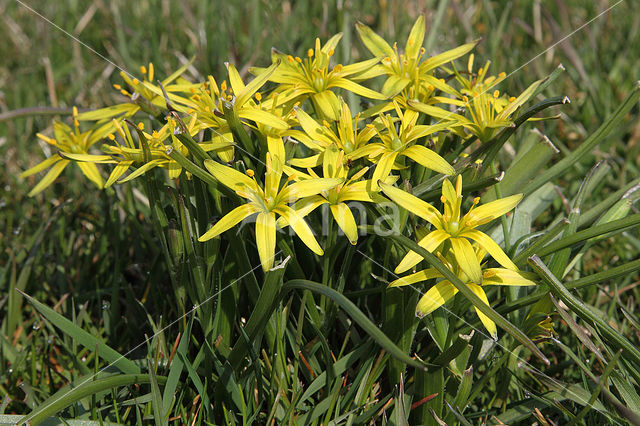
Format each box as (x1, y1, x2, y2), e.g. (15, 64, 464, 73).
(1, 0, 639, 420)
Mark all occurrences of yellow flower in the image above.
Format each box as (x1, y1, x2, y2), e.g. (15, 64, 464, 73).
(380, 175, 522, 284)
(254, 34, 385, 120)
(117, 61, 194, 110)
(21, 109, 114, 196)
(389, 246, 537, 339)
(356, 15, 476, 103)
(409, 55, 542, 142)
(365, 102, 454, 187)
(290, 100, 377, 167)
(199, 154, 342, 271)
(60, 119, 189, 186)
(280, 145, 384, 244)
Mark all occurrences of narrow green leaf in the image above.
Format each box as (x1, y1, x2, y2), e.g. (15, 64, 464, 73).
(18, 290, 139, 374)
(283, 280, 427, 370)
(19, 374, 166, 425)
(520, 82, 640, 195)
(528, 255, 640, 366)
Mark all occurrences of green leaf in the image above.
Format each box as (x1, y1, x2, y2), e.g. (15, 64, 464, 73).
(528, 255, 640, 366)
(520, 82, 640, 196)
(283, 280, 427, 371)
(18, 290, 139, 374)
(18, 374, 166, 425)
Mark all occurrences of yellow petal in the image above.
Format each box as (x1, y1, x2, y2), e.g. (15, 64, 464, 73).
(337, 57, 382, 77)
(419, 40, 478, 73)
(27, 159, 69, 196)
(295, 108, 337, 147)
(199, 203, 259, 241)
(20, 156, 61, 178)
(381, 75, 411, 98)
(118, 159, 163, 183)
(267, 136, 286, 166)
(371, 151, 398, 189)
(238, 108, 288, 130)
(498, 78, 542, 119)
(355, 22, 395, 58)
(461, 229, 518, 271)
(321, 33, 343, 54)
(379, 181, 443, 227)
(234, 60, 280, 107)
(203, 159, 255, 192)
(450, 237, 483, 285)
(337, 180, 378, 203)
(467, 283, 497, 339)
(76, 103, 140, 121)
(105, 161, 134, 187)
(256, 212, 277, 271)
(404, 15, 425, 60)
(77, 161, 104, 189)
(416, 280, 458, 317)
(329, 78, 386, 100)
(482, 268, 537, 286)
(275, 205, 323, 255)
(60, 152, 114, 163)
(389, 268, 442, 287)
(395, 229, 449, 273)
(464, 194, 523, 227)
(330, 203, 358, 244)
(279, 177, 342, 203)
(402, 145, 454, 175)
(277, 195, 327, 228)
(311, 90, 342, 121)
(289, 154, 322, 168)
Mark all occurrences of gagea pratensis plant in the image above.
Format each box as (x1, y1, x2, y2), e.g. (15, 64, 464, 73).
(22, 13, 625, 423)
(21, 16, 549, 334)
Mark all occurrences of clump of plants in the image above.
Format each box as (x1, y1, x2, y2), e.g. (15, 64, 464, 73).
(13, 15, 640, 425)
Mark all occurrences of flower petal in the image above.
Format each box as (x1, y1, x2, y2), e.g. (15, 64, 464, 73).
(295, 108, 338, 147)
(389, 268, 442, 287)
(77, 161, 104, 188)
(275, 205, 323, 255)
(395, 229, 449, 273)
(402, 145, 454, 175)
(329, 78, 386, 100)
(419, 40, 478, 73)
(279, 178, 342, 203)
(203, 159, 256, 192)
(311, 90, 342, 121)
(238, 108, 289, 130)
(105, 161, 134, 187)
(379, 181, 443, 227)
(464, 194, 523, 227)
(256, 212, 277, 271)
(27, 159, 69, 196)
(467, 283, 497, 339)
(461, 229, 517, 271)
(330, 203, 358, 244)
(381, 75, 411, 98)
(404, 15, 425, 61)
(416, 280, 458, 317)
(482, 268, 537, 286)
(371, 151, 398, 190)
(450, 237, 483, 285)
(355, 22, 395, 58)
(199, 203, 258, 242)
(234, 60, 280, 107)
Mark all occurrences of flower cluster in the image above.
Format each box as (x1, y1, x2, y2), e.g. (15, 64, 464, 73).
(22, 17, 541, 335)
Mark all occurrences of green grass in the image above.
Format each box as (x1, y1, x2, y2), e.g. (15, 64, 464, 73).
(2, 1, 640, 424)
